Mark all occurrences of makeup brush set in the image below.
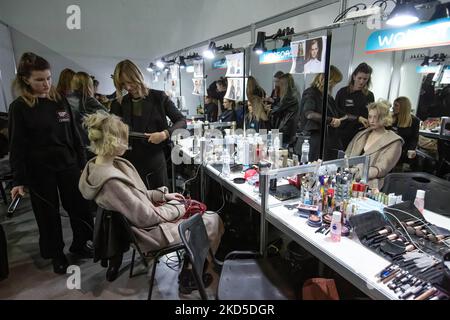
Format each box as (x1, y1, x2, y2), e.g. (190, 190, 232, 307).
(349, 205, 450, 298)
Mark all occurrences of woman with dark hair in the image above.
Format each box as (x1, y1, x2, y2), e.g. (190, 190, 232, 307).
(204, 95, 218, 122)
(269, 73, 300, 147)
(265, 71, 284, 108)
(298, 65, 344, 161)
(110, 60, 186, 189)
(219, 98, 237, 123)
(56, 68, 75, 97)
(335, 62, 375, 149)
(9, 53, 93, 274)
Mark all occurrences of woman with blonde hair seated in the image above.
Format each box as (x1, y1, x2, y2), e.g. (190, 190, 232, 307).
(346, 100, 403, 190)
(79, 112, 224, 289)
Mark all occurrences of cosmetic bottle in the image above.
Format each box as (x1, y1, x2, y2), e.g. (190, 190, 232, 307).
(330, 211, 342, 243)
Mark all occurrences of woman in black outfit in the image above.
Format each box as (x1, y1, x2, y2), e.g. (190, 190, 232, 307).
(204, 95, 218, 122)
(298, 65, 344, 161)
(218, 98, 237, 123)
(335, 63, 375, 149)
(67, 72, 108, 151)
(269, 73, 300, 147)
(9, 53, 94, 274)
(391, 96, 420, 162)
(110, 60, 186, 189)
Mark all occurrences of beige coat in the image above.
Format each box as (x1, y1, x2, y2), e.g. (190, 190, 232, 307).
(79, 157, 223, 254)
(346, 128, 403, 190)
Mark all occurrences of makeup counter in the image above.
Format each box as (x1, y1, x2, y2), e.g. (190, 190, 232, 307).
(171, 129, 450, 300)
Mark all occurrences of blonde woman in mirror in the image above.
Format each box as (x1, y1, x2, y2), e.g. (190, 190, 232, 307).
(346, 100, 404, 190)
(79, 112, 224, 284)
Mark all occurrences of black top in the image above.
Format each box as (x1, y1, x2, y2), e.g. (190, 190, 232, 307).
(204, 102, 218, 123)
(110, 89, 187, 153)
(270, 93, 300, 145)
(335, 87, 375, 148)
(391, 115, 420, 154)
(219, 109, 236, 123)
(8, 97, 85, 186)
(245, 117, 269, 132)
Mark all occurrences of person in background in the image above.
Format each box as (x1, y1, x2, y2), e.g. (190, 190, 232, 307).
(215, 78, 228, 113)
(204, 95, 218, 123)
(79, 112, 223, 287)
(346, 100, 403, 190)
(56, 68, 75, 97)
(335, 62, 375, 149)
(391, 96, 420, 164)
(264, 71, 284, 111)
(245, 96, 269, 132)
(9, 53, 93, 274)
(416, 74, 436, 121)
(219, 98, 237, 123)
(246, 76, 266, 101)
(110, 60, 186, 189)
(67, 72, 108, 151)
(298, 65, 344, 161)
(269, 73, 300, 147)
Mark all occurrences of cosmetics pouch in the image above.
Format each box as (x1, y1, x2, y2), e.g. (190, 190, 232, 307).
(378, 240, 407, 258)
(348, 210, 392, 241)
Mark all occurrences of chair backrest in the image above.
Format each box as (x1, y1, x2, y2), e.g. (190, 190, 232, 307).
(381, 172, 450, 216)
(93, 207, 135, 261)
(178, 214, 210, 299)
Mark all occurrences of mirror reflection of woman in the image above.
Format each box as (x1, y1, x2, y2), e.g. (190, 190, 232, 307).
(110, 60, 186, 189)
(219, 98, 237, 123)
(391, 96, 420, 165)
(346, 100, 403, 190)
(245, 96, 269, 132)
(336, 63, 375, 150)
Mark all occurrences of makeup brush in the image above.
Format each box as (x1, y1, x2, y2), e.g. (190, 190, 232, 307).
(365, 226, 393, 240)
(414, 287, 437, 300)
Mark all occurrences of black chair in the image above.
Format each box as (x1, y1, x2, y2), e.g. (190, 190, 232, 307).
(0, 156, 12, 205)
(95, 208, 184, 297)
(381, 172, 450, 216)
(178, 213, 294, 300)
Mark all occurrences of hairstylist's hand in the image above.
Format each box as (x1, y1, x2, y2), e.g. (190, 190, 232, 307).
(359, 117, 369, 128)
(164, 193, 185, 202)
(11, 186, 25, 199)
(145, 131, 168, 144)
(330, 118, 341, 128)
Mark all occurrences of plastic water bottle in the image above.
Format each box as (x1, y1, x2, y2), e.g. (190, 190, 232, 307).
(273, 134, 281, 150)
(301, 139, 310, 164)
(330, 211, 342, 243)
(222, 153, 231, 178)
(414, 190, 425, 214)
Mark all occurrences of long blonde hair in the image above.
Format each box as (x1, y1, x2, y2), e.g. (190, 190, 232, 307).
(311, 65, 343, 93)
(394, 96, 412, 128)
(83, 112, 129, 156)
(71, 72, 94, 104)
(13, 52, 61, 107)
(56, 68, 75, 96)
(113, 60, 149, 103)
(247, 96, 268, 122)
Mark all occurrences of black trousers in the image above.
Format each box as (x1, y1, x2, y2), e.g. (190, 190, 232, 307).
(28, 166, 93, 259)
(125, 145, 169, 190)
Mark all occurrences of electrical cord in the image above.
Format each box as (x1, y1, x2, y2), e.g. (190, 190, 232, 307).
(384, 207, 450, 249)
(371, 0, 397, 11)
(181, 162, 202, 196)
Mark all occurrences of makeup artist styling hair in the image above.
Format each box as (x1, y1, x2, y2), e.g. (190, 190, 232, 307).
(79, 112, 224, 285)
(110, 59, 186, 189)
(335, 62, 375, 150)
(9, 52, 94, 274)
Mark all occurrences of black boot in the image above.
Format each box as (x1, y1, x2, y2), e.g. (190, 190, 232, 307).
(52, 254, 69, 275)
(106, 254, 123, 282)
